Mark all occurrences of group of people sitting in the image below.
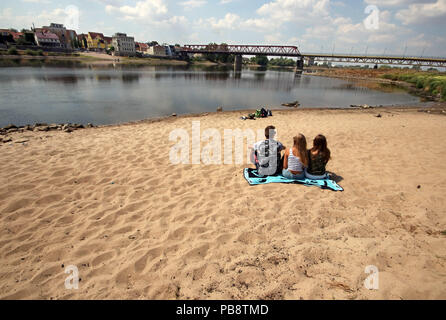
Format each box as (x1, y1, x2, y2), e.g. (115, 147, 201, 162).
(250, 125, 331, 180)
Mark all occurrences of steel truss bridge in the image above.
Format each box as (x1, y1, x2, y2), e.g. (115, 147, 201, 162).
(180, 44, 446, 68)
(181, 44, 301, 57)
(303, 53, 446, 68)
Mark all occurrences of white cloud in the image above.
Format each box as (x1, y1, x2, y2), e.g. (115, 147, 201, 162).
(257, 0, 331, 23)
(166, 15, 188, 25)
(179, 0, 207, 9)
(105, 0, 168, 20)
(264, 33, 283, 44)
(303, 24, 336, 41)
(297, 8, 413, 53)
(37, 8, 67, 22)
(21, 0, 51, 3)
(396, 0, 446, 24)
(0, 7, 74, 30)
(198, 12, 276, 33)
(205, 13, 240, 30)
(364, 0, 435, 6)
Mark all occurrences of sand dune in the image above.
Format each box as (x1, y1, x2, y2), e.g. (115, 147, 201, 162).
(0, 107, 445, 299)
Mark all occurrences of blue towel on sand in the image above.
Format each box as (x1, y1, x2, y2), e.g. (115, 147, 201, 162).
(243, 168, 343, 191)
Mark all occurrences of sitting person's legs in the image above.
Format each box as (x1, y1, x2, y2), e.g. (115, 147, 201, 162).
(304, 168, 328, 180)
(282, 168, 305, 180)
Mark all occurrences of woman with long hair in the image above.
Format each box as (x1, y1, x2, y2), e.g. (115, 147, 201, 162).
(305, 134, 331, 180)
(282, 134, 308, 180)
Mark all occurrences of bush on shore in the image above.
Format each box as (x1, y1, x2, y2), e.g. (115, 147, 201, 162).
(7, 47, 19, 55)
(25, 49, 37, 56)
(382, 72, 446, 101)
(268, 57, 295, 67)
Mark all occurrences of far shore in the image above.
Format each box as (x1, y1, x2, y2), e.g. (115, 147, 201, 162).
(1, 52, 444, 102)
(0, 54, 189, 66)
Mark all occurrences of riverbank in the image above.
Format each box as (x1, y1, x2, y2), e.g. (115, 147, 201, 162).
(308, 67, 446, 101)
(0, 104, 445, 300)
(0, 52, 189, 67)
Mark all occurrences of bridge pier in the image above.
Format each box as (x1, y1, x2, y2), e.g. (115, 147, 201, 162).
(305, 57, 315, 67)
(234, 55, 242, 71)
(295, 57, 304, 75)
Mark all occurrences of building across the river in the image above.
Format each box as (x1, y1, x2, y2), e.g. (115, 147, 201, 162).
(87, 32, 106, 51)
(40, 23, 76, 49)
(34, 31, 61, 47)
(148, 45, 167, 56)
(112, 33, 135, 57)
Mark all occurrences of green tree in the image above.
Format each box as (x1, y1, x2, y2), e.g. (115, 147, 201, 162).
(0, 34, 13, 44)
(201, 43, 235, 64)
(203, 42, 218, 62)
(25, 49, 37, 56)
(269, 57, 295, 66)
(24, 32, 35, 45)
(7, 46, 19, 55)
(16, 37, 27, 45)
(255, 55, 268, 66)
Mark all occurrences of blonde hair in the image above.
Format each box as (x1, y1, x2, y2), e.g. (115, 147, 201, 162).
(293, 134, 308, 167)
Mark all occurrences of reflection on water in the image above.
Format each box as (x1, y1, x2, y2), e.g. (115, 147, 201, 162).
(0, 65, 419, 127)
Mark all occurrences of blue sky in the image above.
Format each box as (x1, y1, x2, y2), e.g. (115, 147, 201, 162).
(1, 0, 445, 56)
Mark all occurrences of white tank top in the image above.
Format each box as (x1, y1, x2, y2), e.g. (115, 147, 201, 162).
(288, 148, 303, 172)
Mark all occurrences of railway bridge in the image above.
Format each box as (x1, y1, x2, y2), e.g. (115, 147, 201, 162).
(179, 44, 446, 70)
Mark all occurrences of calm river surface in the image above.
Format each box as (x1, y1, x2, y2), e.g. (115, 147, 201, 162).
(0, 65, 420, 127)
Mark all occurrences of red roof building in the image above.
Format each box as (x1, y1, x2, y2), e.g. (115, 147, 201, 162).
(10, 32, 24, 41)
(136, 42, 149, 53)
(104, 36, 112, 48)
(34, 31, 61, 47)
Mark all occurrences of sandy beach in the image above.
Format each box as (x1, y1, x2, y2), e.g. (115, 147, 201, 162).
(0, 106, 445, 300)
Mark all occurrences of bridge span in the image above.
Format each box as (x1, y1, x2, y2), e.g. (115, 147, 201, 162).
(179, 44, 446, 70)
(181, 44, 301, 57)
(303, 53, 446, 68)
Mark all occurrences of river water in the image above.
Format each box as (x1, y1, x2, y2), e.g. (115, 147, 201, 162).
(0, 65, 420, 127)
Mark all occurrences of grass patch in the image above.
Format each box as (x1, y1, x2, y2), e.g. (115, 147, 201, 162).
(24, 49, 38, 56)
(7, 47, 19, 55)
(381, 71, 446, 101)
(441, 230, 446, 236)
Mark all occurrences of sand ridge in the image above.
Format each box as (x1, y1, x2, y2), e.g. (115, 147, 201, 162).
(0, 108, 445, 299)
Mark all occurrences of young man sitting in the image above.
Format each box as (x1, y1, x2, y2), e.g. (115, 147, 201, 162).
(250, 125, 286, 176)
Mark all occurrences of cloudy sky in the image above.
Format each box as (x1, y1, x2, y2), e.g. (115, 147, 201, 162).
(1, 0, 445, 56)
